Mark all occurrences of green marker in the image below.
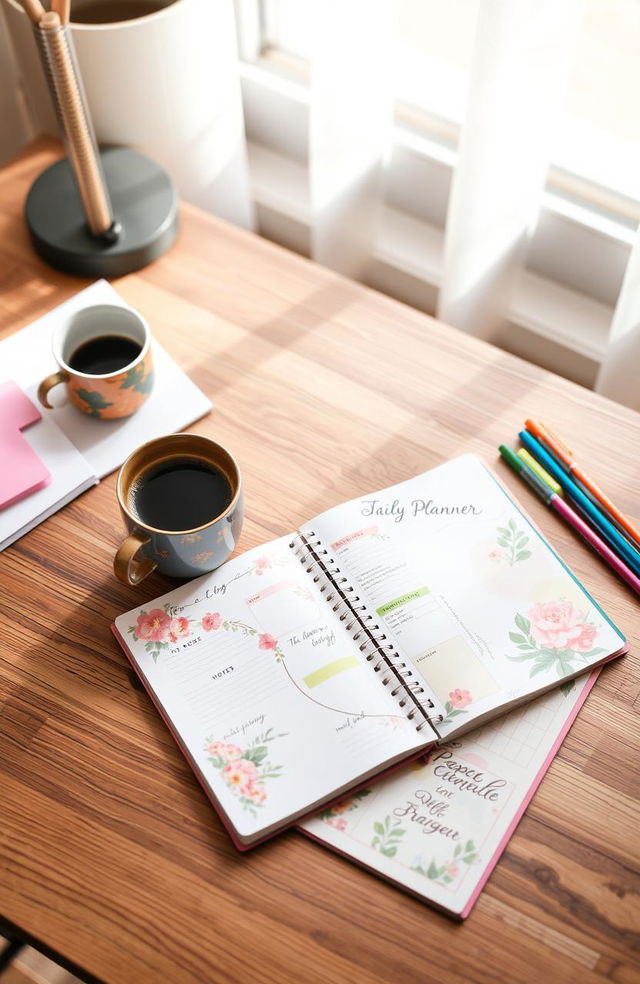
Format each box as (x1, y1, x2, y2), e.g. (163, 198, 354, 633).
(498, 444, 554, 502)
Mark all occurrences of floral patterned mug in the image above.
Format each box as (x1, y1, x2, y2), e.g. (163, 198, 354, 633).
(114, 433, 244, 584)
(37, 303, 154, 419)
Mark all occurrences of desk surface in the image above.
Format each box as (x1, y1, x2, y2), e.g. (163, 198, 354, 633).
(1, 142, 639, 984)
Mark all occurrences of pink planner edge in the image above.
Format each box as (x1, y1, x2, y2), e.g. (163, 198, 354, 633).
(459, 668, 600, 918)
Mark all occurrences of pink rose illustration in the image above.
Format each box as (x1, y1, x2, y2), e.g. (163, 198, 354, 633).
(572, 622, 598, 652)
(223, 744, 243, 761)
(222, 764, 247, 789)
(255, 556, 272, 575)
(237, 758, 259, 780)
(446, 863, 459, 877)
(202, 612, 222, 631)
(489, 549, 504, 561)
(259, 633, 278, 651)
(528, 601, 590, 650)
(168, 616, 190, 643)
(136, 608, 171, 642)
(448, 689, 472, 709)
(206, 740, 226, 757)
(328, 816, 347, 831)
(244, 781, 267, 803)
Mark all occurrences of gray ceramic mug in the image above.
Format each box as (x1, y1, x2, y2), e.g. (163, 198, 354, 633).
(114, 433, 243, 584)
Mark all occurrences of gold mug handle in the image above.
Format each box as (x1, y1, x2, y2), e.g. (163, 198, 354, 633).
(38, 369, 70, 409)
(114, 531, 157, 586)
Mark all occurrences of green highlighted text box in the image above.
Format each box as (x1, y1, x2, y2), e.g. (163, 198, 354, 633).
(376, 587, 430, 617)
(303, 655, 360, 688)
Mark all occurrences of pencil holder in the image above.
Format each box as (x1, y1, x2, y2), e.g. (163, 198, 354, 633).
(24, 11, 178, 277)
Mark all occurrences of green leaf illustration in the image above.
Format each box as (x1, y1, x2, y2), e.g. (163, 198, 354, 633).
(516, 550, 532, 561)
(374, 821, 385, 836)
(244, 746, 268, 766)
(515, 613, 531, 635)
(509, 632, 527, 644)
(119, 364, 155, 394)
(529, 659, 556, 678)
(76, 388, 114, 418)
(579, 647, 606, 659)
(381, 846, 397, 858)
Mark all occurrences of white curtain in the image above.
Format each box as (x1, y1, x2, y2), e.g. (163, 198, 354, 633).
(308, 0, 392, 278)
(437, 0, 581, 342)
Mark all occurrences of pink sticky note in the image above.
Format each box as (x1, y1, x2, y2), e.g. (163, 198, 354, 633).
(0, 381, 51, 509)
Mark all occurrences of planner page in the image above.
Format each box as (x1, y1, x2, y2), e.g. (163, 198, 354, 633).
(113, 536, 427, 847)
(302, 455, 625, 739)
(301, 672, 596, 917)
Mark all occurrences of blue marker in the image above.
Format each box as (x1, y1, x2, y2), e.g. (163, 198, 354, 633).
(519, 430, 640, 579)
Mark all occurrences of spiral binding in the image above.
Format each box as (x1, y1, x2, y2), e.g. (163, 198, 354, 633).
(289, 531, 442, 735)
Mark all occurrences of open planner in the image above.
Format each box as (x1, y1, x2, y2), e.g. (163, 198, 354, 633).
(113, 455, 626, 848)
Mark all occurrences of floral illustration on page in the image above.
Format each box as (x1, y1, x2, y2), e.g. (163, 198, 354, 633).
(489, 518, 532, 566)
(317, 789, 372, 831)
(250, 553, 290, 577)
(204, 729, 287, 816)
(201, 612, 286, 662)
(412, 840, 477, 886)
(440, 689, 472, 726)
(507, 601, 604, 678)
(128, 605, 196, 658)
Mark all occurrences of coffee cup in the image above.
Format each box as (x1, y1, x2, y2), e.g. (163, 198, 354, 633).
(37, 303, 153, 419)
(114, 433, 243, 584)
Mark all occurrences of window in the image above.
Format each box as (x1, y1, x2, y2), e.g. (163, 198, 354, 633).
(251, 0, 639, 220)
(236, 0, 637, 387)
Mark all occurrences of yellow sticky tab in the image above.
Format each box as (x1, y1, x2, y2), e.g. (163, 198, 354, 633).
(517, 448, 563, 495)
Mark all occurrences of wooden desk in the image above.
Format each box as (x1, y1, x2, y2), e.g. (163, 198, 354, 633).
(1, 142, 639, 984)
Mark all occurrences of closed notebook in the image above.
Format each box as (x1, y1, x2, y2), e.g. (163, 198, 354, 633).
(112, 455, 627, 848)
(301, 671, 598, 918)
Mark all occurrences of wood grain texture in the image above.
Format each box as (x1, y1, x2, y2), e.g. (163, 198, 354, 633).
(0, 140, 639, 984)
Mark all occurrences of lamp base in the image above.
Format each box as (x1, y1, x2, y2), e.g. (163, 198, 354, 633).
(25, 147, 178, 278)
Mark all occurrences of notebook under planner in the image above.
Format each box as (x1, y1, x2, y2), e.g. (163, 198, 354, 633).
(112, 454, 626, 848)
(301, 671, 598, 918)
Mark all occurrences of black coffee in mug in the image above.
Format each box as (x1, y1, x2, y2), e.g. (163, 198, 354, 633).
(130, 457, 232, 532)
(68, 335, 142, 375)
